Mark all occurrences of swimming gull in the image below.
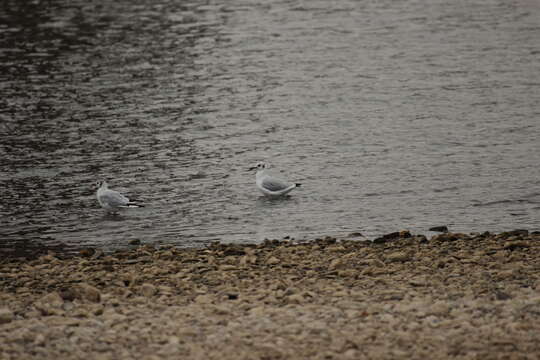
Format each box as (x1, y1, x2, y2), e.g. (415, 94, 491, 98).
(96, 181, 143, 213)
(249, 162, 301, 197)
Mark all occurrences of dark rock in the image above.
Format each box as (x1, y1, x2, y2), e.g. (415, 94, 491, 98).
(431, 233, 460, 242)
(495, 291, 512, 301)
(399, 230, 412, 238)
(373, 232, 400, 244)
(129, 239, 141, 245)
(227, 293, 238, 300)
(508, 229, 529, 236)
(222, 246, 246, 256)
(429, 226, 449, 233)
(315, 236, 337, 246)
(58, 287, 77, 302)
(503, 241, 530, 251)
(262, 239, 282, 248)
(79, 248, 95, 258)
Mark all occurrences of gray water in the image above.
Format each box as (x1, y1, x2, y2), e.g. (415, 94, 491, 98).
(1, 0, 539, 255)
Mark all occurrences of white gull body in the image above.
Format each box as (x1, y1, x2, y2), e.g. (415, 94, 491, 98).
(252, 162, 300, 198)
(96, 181, 142, 213)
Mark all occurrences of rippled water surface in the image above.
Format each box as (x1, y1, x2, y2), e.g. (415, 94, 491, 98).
(1, 0, 539, 254)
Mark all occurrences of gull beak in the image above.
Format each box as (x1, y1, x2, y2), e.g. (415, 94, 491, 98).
(248, 166, 256, 171)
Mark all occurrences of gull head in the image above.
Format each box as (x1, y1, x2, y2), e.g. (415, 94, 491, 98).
(249, 162, 268, 171)
(96, 181, 108, 190)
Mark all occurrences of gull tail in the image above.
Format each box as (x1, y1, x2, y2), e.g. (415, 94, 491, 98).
(125, 202, 144, 208)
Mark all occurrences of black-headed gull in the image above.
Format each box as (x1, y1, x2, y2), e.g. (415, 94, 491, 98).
(249, 162, 301, 197)
(96, 181, 143, 213)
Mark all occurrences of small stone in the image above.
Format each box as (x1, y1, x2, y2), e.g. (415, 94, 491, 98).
(34, 333, 46, 346)
(219, 264, 237, 271)
(129, 239, 141, 245)
(373, 232, 400, 244)
(386, 251, 411, 263)
(249, 306, 266, 317)
(495, 291, 512, 301)
(431, 233, 459, 242)
(0, 308, 14, 324)
(79, 248, 95, 257)
(507, 229, 529, 237)
(503, 241, 530, 251)
(39, 254, 57, 263)
(365, 259, 385, 268)
(266, 256, 280, 265)
(58, 287, 77, 302)
(428, 301, 450, 316)
(287, 293, 305, 304)
(195, 294, 213, 304)
(91, 249, 105, 259)
(77, 283, 101, 303)
(141, 283, 157, 297)
(337, 269, 357, 278)
(409, 276, 427, 287)
(328, 245, 347, 253)
(329, 258, 344, 270)
(34, 292, 64, 315)
(496, 270, 516, 280)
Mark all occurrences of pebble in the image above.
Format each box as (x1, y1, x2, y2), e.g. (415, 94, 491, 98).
(0, 231, 539, 359)
(77, 283, 101, 303)
(140, 283, 157, 297)
(0, 308, 14, 324)
(386, 251, 411, 263)
(266, 256, 280, 265)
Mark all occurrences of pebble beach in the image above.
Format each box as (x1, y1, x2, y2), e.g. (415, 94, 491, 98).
(1, 230, 540, 359)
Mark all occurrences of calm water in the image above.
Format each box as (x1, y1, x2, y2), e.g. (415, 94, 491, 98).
(1, 0, 539, 255)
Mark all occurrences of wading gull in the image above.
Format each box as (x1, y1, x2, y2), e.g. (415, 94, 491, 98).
(249, 162, 301, 198)
(96, 181, 143, 213)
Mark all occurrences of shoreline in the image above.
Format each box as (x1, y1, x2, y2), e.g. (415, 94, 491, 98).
(1, 230, 540, 359)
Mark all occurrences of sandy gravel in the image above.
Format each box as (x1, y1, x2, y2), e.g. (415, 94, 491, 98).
(1, 230, 540, 359)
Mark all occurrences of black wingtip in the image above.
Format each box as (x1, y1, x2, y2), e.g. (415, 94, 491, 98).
(295, 183, 302, 187)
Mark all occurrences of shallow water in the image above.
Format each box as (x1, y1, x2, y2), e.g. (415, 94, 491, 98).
(1, 0, 539, 254)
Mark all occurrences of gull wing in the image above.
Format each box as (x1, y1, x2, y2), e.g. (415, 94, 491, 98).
(261, 176, 291, 192)
(99, 190, 130, 207)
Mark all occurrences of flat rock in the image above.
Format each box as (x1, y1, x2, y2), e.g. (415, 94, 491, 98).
(386, 251, 411, 263)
